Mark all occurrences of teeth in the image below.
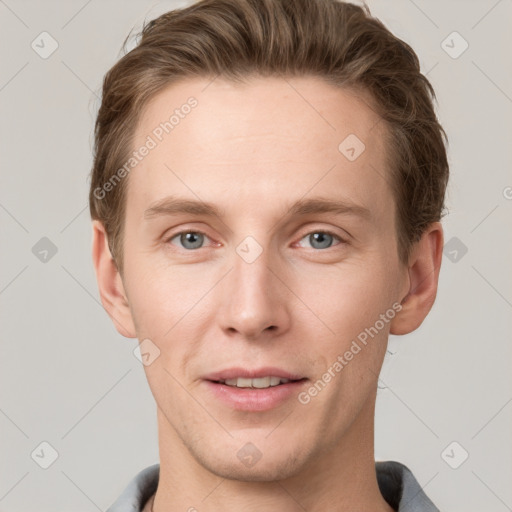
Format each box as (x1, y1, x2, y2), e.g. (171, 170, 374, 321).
(222, 376, 291, 388)
(268, 376, 281, 387)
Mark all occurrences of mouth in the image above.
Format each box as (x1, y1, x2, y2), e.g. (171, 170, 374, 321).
(209, 376, 307, 389)
(202, 370, 309, 411)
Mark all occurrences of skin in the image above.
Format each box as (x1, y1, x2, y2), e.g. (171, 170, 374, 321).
(92, 75, 443, 512)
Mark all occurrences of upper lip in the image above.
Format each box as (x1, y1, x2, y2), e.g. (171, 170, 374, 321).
(204, 367, 307, 382)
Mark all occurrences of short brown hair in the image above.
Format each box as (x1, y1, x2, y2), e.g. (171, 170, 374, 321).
(89, 0, 449, 275)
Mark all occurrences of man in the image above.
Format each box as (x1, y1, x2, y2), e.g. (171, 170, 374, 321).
(89, 0, 448, 510)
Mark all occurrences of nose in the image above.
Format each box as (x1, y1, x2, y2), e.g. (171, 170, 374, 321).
(216, 244, 291, 340)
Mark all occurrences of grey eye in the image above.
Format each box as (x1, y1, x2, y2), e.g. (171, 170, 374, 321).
(175, 232, 205, 250)
(307, 232, 336, 250)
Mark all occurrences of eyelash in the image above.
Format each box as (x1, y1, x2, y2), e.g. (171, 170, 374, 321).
(165, 229, 348, 251)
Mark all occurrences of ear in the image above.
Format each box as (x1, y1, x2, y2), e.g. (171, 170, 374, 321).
(390, 222, 444, 335)
(91, 220, 137, 338)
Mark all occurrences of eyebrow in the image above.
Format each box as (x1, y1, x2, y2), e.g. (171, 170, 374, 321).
(143, 195, 372, 222)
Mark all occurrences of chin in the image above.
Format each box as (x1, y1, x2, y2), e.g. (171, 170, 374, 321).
(204, 454, 305, 482)
(192, 437, 312, 482)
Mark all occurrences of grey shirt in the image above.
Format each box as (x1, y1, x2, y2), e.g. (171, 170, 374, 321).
(106, 461, 439, 512)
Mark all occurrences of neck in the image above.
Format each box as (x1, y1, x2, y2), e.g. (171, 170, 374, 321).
(151, 392, 393, 512)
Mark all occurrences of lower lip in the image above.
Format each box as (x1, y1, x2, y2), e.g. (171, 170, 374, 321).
(203, 379, 308, 411)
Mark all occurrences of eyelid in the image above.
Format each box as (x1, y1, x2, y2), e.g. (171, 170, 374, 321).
(295, 221, 351, 240)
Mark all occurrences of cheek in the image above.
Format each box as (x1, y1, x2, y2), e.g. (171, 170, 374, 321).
(298, 259, 396, 334)
(292, 257, 398, 396)
(123, 253, 211, 335)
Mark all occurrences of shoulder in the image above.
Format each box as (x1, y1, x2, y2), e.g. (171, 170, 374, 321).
(106, 463, 160, 512)
(376, 460, 440, 512)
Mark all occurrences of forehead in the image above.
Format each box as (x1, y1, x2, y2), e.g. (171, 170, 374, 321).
(128, 75, 393, 223)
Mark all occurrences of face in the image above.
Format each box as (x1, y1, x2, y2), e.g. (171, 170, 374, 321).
(117, 75, 409, 481)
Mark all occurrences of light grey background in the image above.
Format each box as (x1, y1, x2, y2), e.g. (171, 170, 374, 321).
(1, 0, 511, 510)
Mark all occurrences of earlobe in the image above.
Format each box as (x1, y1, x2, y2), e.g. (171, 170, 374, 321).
(390, 222, 444, 335)
(91, 220, 137, 338)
